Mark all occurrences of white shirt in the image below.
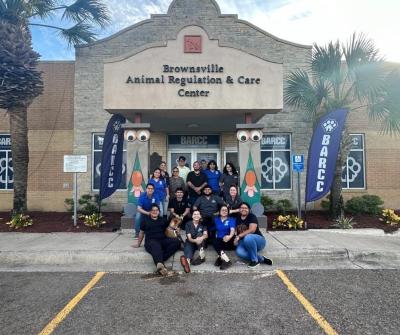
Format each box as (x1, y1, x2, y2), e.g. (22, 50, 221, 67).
(177, 165, 191, 181)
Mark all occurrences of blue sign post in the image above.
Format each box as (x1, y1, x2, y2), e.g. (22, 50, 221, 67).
(292, 154, 304, 172)
(292, 154, 304, 219)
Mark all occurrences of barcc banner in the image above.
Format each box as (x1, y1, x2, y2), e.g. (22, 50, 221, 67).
(305, 108, 349, 202)
(99, 114, 126, 200)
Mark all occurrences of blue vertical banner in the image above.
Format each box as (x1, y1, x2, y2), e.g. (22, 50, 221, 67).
(305, 108, 349, 202)
(99, 114, 126, 200)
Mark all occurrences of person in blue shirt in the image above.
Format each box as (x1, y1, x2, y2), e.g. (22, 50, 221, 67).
(135, 183, 161, 238)
(203, 160, 221, 194)
(213, 205, 236, 270)
(148, 168, 169, 217)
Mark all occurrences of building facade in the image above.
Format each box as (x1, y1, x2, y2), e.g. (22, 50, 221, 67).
(1, 0, 399, 211)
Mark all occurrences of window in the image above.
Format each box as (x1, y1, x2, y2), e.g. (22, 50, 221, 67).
(342, 134, 365, 189)
(0, 134, 13, 190)
(92, 133, 127, 191)
(224, 150, 239, 173)
(260, 134, 291, 190)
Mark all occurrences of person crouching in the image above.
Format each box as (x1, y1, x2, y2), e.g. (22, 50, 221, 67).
(213, 205, 236, 270)
(133, 204, 180, 276)
(180, 210, 208, 273)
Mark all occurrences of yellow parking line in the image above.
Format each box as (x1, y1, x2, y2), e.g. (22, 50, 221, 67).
(38, 272, 106, 335)
(276, 270, 339, 335)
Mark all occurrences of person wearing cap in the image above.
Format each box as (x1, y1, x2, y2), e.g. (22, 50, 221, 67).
(177, 156, 191, 181)
(193, 184, 224, 242)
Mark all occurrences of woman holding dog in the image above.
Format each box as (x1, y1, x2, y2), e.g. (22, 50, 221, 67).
(234, 202, 273, 269)
(134, 204, 180, 276)
(213, 205, 236, 270)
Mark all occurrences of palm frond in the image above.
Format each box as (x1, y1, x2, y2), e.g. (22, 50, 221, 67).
(284, 69, 329, 120)
(312, 41, 343, 97)
(62, 0, 110, 27)
(27, 0, 57, 20)
(58, 21, 96, 46)
(343, 32, 385, 102)
(370, 70, 400, 135)
(0, 0, 27, 23)
(344, 32, 381, 68)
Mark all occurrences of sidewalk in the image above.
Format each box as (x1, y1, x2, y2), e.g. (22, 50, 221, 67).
(0, 229, 399, 272)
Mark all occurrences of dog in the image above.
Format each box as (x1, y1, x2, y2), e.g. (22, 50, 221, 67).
(165, 216, 184, 244)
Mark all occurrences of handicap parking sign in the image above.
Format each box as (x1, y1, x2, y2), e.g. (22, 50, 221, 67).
(292, 154, 304, 172)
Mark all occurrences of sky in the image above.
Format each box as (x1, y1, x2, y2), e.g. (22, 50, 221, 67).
(30, 0, 400, 63)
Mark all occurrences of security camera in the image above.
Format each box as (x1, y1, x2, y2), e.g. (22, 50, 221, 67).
(237, 130, 250, 142)
(125, 130, 136, 142)
(250, 130, 263, 142)
(137, 129, 150, 142)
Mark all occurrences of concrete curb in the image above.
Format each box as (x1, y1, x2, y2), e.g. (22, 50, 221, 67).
(2, 248, 399, 272)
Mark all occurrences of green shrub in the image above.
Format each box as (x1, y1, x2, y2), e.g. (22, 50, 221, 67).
(6, 214, 33, 229)
(64, 194, 107, 215)
(79, 213, 107, 228)
(320, 197, 330, 211)
(331, 215, 355, 229)
(261, 195, 274, 211)
(345, 195, 384, 215)
(276, 199, 293, 215)
(272, 215, 303, 230)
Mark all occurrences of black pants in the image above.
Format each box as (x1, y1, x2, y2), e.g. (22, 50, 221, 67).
(144, 238, 180, 265)
(212, 237, 236, 255)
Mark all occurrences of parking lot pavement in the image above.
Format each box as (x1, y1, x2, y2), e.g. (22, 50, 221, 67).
(1, 270, 399, 335)
(0, 272, 95, 335)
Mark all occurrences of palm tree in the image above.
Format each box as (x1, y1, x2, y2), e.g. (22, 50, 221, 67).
(0, 0, 110, 213)
(284, 33, 400, 218)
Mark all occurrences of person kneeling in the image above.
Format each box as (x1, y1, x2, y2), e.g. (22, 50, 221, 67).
(213, 205, 236, 270)
(134, 204, 180, 276)
(180, 210, 208, 273)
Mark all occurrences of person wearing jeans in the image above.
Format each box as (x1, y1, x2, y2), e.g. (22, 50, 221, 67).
(234, 202, 273, 268)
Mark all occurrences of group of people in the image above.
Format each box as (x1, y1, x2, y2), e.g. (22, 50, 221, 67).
(133, 157, 272, 276)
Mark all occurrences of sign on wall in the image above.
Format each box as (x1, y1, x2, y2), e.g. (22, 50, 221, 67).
(104, 26, 283, 111)
(64, 155, 87, 173)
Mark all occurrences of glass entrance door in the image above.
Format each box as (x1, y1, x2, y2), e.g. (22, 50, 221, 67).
(168, 149, 220, 173)
(169, 152, 192, 172)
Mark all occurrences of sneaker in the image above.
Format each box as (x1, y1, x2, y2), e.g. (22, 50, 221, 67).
(180, 256, 191, 273)
(156, 262, 168, 276)
(191, 257, 205, 266)
(247, 261, 260, 269)
(262, 256, 273, 266)
(214, 257, 222, 267)
(220, 260, 232, 270)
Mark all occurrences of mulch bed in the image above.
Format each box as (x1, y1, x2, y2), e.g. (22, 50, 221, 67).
(0, 211, 398, 234)
(267, 211, 399, 234)
(0, 212, 122, 233)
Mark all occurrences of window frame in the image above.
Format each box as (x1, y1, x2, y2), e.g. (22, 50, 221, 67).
(0, 133, 13, 191)
(260, 133, 292, 191)
(91, 133, 127, 192)
(342, 133, 366, 190)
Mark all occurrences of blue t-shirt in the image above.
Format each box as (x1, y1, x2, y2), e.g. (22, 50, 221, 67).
(204, 169, 221, 192)
(148, 178, 167, 201)
(214, 216, 236, 238)
(137, 192, 160, 211)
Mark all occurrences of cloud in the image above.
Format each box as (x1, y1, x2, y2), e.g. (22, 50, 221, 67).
(30, 0, 400, 62)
